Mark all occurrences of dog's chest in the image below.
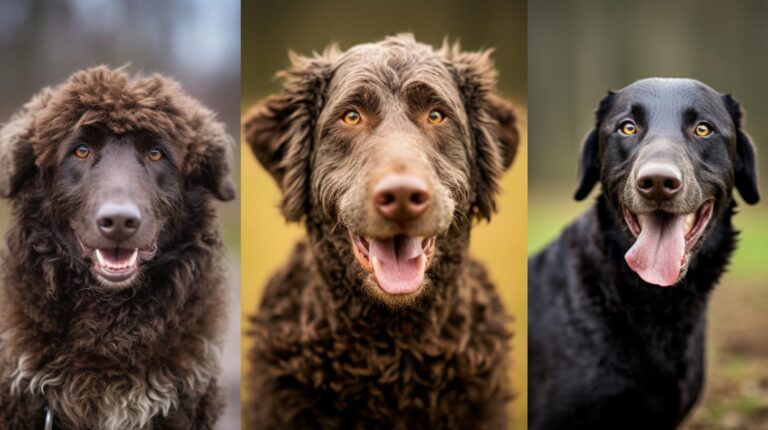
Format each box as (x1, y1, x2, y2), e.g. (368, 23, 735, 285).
(6, 337, 219, 429)
(288, 320, 502, 426)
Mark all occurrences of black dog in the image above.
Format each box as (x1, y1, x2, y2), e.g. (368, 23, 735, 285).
(529, 78, 759, 429)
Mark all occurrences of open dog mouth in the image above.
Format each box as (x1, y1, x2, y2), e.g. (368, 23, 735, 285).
(349, 231, 436, 295)
(622, 200, 714, 287)
(78, 239, 157, 285)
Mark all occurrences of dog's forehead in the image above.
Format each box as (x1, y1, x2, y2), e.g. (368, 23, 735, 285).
(331, 42, 455, 93)
(613, 78, 729, 119)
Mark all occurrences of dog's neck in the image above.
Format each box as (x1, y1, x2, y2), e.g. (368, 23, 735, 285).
(590, 195, 736, 327)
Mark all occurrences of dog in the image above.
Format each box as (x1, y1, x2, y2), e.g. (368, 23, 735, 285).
(0, 66, 235, 429)
(529, 78, 759, 429)
(244, 34, 519, 429)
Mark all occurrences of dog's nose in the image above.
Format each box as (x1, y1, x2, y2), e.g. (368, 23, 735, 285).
(96, 202, 142, 241)
(373, 174, 430, 222)
(636, 163, 683, 201)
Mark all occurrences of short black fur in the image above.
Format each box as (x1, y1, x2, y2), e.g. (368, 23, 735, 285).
(529, 78, 759, 430)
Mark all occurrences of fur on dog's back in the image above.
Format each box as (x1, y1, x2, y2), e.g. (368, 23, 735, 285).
(0, 66, 235, 429)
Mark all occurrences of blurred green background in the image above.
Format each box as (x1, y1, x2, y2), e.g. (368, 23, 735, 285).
(529, 1, 768, 428)
(0, 1, 240, 428)
(241, 0, 527, 428)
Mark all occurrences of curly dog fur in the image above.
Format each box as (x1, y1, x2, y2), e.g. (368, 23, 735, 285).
(0, 66, 235, 429)
(244, 34, 519, 429)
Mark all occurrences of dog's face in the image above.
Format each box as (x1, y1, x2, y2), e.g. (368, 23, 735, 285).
(575, 78, 759, 286)
(0, 67, 235, 290)
(246, 34, 518, 304)
(58, 126, 182, 287)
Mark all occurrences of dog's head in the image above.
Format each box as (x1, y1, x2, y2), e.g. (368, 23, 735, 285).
(575, 78, 759, 286)
(245, 34, 518, 304)
(0, 66, 235, 289)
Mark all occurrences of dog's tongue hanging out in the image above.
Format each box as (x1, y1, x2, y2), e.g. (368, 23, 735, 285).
(625, 213, 687, 286)
(369, 235, 426, 294)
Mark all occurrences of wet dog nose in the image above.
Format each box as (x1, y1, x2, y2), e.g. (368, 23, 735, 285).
(373, 174, 430, 222)
(636, 163, 683, 201)
(96, 202, 142, 241)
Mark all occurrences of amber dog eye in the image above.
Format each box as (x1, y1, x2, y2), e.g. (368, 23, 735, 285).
(74, 144, 91, 159)
(427, 110, 445, 124)
(342, 111, 361, 125)
(694, 123, 712, 137)
(619, 121, 637, 136)
(148, 148, 164, 161)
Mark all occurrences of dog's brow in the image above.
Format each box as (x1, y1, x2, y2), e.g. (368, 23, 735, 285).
(404, 81, 456, 114)
(630, 104, 646, 124)
(336, 86, 380, 112)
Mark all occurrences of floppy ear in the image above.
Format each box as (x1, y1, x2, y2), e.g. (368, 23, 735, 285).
(0, 91, 49, 198)
(187, 114, 236, 201)
(447, 45, 519, 221)
(574, 129, 600, 201)
(243, 48, 336, 222)
(574, 91, 615, 201)
(723, 94, 759, 204)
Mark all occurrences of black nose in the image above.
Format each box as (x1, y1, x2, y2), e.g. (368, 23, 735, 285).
(636, 163, 683, 201)
(96, 202, 142, 241)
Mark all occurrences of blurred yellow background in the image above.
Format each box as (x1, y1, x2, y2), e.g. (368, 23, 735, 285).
(240, 1, 527, 427)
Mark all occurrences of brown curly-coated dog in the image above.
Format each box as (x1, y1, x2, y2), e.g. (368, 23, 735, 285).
(0, 66, 235, 429)
(244, 34, 519, 429)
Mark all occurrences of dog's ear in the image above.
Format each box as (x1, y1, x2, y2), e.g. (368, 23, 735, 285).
(243, 48, 337, 222)
(574, 91, 615, 201)
(187, 114, 236, 201)
(723, 94, 759, 205)
(446, 45, 519, 221)
(0, 91, 49, 198)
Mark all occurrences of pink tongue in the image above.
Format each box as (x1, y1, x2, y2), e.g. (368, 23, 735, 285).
(369, 236, 426, 295)
(624, 213, 686, 286)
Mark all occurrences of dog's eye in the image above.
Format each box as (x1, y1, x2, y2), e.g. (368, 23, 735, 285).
(147, 148, 164, 161)
(694, 123, 712, 137)
(73, 144, 91, 159)
(619, 121, 637, 136)
(342, 111, 361, 126)
(427, 110, 445, 124)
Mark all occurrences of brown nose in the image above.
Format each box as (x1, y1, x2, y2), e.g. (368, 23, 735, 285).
(96, 202, 142, 242)
(636, 163, 683, 201)
(373, 174, 430, 222)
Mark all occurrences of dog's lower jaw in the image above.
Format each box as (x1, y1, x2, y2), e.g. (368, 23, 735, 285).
(93, 271, 142, 289)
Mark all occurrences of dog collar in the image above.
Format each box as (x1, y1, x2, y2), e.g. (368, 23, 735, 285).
(44, 404, 53, 430)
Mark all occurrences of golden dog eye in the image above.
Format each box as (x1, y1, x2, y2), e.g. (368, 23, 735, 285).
(342, 111, 361, 125)
(74, 144, 91, 159)
(695, 123, 712, 137)
(148, 148, 164, 161)
(428, 110, 445, 124)
(619, 121, 637, 136)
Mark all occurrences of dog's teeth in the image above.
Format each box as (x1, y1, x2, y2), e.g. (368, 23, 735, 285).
(95, 249, 105, 266)
(685, 213, 696, 234)
(128, 250, 138, 267)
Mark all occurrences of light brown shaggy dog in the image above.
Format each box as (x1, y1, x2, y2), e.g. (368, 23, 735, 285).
(245, 34, 518, 429)
(0, 67, 235, 429)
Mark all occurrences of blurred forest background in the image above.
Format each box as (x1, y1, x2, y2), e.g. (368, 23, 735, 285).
(529, 1, 768, 428)
(240, 0, 528, 428)
(0, 1, 241, 428)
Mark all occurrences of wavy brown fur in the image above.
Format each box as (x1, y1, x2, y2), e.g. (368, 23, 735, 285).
(0, 66, 234, 429)
(245, 35, 517, 429)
